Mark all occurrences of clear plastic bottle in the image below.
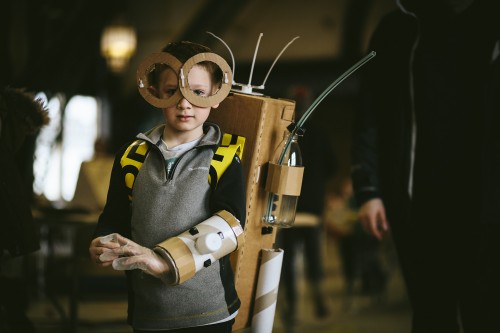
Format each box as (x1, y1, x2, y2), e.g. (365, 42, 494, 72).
(262, 132, 303, 228)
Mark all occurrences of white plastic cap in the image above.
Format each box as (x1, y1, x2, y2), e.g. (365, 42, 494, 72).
(195, 233, 222, 254)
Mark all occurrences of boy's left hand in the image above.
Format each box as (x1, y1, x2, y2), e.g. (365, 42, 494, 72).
(100, 234, 172, 283)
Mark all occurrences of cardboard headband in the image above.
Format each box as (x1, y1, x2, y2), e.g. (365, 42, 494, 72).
(136, 52, 233, 108)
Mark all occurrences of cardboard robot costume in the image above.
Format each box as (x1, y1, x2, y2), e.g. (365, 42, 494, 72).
(125, 37, 304, 330)
(105, 34, 376, 331)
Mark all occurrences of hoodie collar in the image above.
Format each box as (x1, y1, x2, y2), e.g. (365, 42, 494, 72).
(136, 122, 221, 148)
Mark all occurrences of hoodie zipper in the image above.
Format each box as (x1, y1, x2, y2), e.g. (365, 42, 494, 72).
(151, 140, 217, 182)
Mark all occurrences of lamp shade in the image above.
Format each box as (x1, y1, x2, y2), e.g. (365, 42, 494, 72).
(100, 24, 137, 73)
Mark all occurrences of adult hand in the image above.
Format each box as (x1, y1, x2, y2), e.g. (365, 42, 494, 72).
(89, 233, 121, 267)
(358, 198, 389, 240)
(99, 233, 173, 283)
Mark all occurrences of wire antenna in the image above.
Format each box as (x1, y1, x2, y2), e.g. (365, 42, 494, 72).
(207, 32, 299, 95)
(261, 36, 299, 87)
(206, 31, 236, 84)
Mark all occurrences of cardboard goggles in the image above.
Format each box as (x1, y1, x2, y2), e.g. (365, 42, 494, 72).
(136, 52, 233, 108)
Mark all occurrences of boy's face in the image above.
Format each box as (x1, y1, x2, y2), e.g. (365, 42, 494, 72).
(157, 64, 218, 139)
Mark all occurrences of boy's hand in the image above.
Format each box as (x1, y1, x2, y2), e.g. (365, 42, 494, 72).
(89, 233, 121, 267)
(100, 233, 173, 283)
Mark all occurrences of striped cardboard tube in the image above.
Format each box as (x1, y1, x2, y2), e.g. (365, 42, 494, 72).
(251, 248, 284, 333)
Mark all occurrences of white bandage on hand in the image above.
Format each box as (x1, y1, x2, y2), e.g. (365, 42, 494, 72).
(100, 233, 118, 245)
(100, 233, 173, 284)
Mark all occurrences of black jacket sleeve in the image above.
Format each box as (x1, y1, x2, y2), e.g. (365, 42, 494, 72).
(351, 11, 406, 205)
(209, 155, 246, 228)
(93, 147, 132, 238)
(351, 78, 381, 207)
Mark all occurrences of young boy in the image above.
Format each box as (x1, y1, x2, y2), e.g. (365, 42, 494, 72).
(89, 41, 246, 333)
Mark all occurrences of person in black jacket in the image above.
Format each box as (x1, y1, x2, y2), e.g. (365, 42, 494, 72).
(351, 0, 500, 332)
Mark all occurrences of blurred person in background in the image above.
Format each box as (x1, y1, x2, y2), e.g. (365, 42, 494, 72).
(0, 87, 49, 333)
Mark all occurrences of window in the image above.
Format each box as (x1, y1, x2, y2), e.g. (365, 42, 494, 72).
(33, 93, 100, 206)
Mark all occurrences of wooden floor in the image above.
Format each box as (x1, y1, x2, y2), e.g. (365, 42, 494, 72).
(26, 234, 411, 333)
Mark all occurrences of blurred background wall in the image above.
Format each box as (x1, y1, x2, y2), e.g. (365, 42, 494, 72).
(1, 0, 397, 203)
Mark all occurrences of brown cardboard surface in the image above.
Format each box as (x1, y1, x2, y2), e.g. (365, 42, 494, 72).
(156, 237, 195, 284)
(208, 92, 295, 330)
(264, 163, 304, 195)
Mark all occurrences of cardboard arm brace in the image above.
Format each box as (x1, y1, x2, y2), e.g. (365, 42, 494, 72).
(153, 210, 244, 285)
